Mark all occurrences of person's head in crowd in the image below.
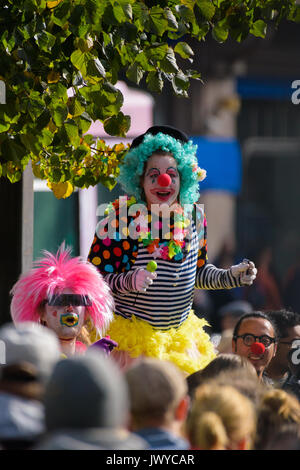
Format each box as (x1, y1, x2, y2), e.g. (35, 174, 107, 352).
(210, 368, 267, 407)
(186, 353, 258, 401)
(265, 309, 300, 382)
(125, 358, 189, 449)
(254, 388, 300, 450)
(232, 312, 278, 381)
(36, 350, 147, 450)
(218, 300, 253, 333)
(0, 321, 60, 393)
(0, 322, 61, 450)
(186, 383, 256, 450)
(263, 422, 300, 450)
(216, 329, 234, 354)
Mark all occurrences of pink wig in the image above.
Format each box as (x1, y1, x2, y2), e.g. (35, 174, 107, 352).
(10, 244, 114, 336)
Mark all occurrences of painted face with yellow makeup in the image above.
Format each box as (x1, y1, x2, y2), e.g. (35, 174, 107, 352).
(40, 288, 87, 352)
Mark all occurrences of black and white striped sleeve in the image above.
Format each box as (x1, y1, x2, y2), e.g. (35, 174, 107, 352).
(194, 210, 242, 290)
(195, 263, 243, 290)
(104, 269, 142, 295)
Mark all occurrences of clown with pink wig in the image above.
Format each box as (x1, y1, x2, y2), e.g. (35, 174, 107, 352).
(10, 245, 115, 357)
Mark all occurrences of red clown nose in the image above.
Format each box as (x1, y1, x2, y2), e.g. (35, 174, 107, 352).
(157, 173, 171, 187)
(250, 342, 265, 355)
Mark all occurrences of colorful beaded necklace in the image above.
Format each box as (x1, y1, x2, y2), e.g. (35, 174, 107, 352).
(137, 208, 192, 262)
(105, 195, 192, 261)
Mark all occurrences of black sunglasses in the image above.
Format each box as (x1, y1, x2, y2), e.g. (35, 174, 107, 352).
(47, 294, 92, 307)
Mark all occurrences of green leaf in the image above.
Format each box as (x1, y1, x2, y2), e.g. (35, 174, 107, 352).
(64, 120, 80, 146)
(20, 133, 42, 156)
(0, 103, 21, 126)
(77, 112, 92, 133)
(71, 49, 89, 76)
(98, 174, 117, 191)
(51, 168, 63, 183)
(76, 37, 91, 53)
(132, 2, 149, 30)
(36, 31, 56, 51)
(288, 5, 300, 23)
(165, 7, 178, 30)
(7, 169, 22, 183)
(176, 5, 195, 23)
(180, 0, 195, 10)
(68, 97, 85, 117)
(147, 43, 169, 61)
(52, 104, 68, 127)
(113, 2, 133, 22)
(146, 71, 164, 93)
(174, 42, 194, 59)
(171, 72, 189, 97)
(104, 112, 130, 137)
(126, 62, 144, 85)
(160, 48, 179, 73)
(28, 99, 45, 120)
(48, 83, 68, 103)
(135, 51, 156, 71)
(186, 69, 202, 80)
(149, 6, 168, 35)
(86, 57, 106, 81)
(113, 4, 126, 23)
(0, 120, 10, 133)
(73, 173, 87, 188)
(174, 71, 190, 91)
(123, 3, 133, 21)
(38, 128, 54, 147)
(50, 155, 60, 166)
(35, 109, 52, 131)
(1, 138, 27, 164)
(52, 1, 71, 27)
(196, 0, 216, 20)
(250, 20, 267, 38)
(212, 23, 229, 43)
(73, 145, 90, 162)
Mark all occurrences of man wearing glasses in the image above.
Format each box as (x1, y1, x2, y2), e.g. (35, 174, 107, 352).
(265, 310, 300, 386)
(232, 312, 278, 383)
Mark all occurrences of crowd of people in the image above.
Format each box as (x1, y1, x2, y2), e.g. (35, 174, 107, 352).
(2, 125, 300, 451)
(1, 308, 300, 451)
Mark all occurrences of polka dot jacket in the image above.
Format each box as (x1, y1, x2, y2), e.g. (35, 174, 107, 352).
(88, 200, 242, 329)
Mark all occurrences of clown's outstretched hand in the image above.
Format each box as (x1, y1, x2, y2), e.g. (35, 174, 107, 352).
(230, 259, 257, 286)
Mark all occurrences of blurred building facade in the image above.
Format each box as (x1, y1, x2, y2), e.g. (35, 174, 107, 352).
(153, 20, 300, 292)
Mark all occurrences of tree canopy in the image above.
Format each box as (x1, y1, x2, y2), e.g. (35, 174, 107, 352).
(0, 0, 299, 198)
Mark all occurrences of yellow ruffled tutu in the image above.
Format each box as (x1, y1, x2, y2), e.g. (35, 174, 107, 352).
(106, 310, 216, 375)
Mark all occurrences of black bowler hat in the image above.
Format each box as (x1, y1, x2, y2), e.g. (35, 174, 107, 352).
(130, 125, 189, 149)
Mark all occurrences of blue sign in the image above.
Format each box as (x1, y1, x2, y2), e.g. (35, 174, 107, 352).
(191, 136, 242, 195)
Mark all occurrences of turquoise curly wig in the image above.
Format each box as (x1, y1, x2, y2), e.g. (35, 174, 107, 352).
(118, 131, 201, 206)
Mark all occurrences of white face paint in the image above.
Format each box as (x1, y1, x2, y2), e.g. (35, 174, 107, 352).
(40, 288, 86, 341)
(142, 153, 180, 208)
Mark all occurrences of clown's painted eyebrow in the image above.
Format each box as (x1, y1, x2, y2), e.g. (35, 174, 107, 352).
(146, 166, 178, 176)
(145, 167, 160, 176)
(166, 167, 178, 174)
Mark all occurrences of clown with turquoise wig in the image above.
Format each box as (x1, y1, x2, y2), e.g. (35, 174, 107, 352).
(88, 126, 257, 374)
